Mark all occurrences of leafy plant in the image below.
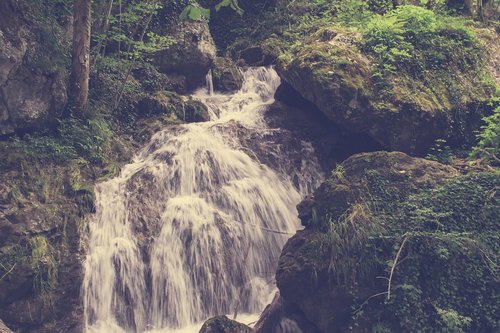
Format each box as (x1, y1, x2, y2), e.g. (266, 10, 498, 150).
(179, 0, 243, 21)
(179, 3, 211, 21)
(30, 236, 58, 295)
(471, 91, 500, 163)
(426, 139, 454, 164)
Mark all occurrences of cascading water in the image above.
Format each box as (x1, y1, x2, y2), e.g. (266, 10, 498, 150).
(82, 67, 324, 333)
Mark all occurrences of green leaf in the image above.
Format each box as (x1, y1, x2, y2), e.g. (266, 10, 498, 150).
(215, 0, 244, 16)
(179, 4, 211, 21)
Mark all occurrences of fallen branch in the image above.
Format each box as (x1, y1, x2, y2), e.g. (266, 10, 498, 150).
(387, 235, 409, 300)
(0, 263, 16, 282)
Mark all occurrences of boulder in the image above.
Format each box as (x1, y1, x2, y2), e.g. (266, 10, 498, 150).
(212, 57, 243, 93)
(199, 316, 253, 333)
(254, 293, 319, 333)
(0, 319, 13, 333)
(182, 99, 211, 122)
(137, 93, 175, 117)
(239, 45, 276, 66)
(153, 21, 216, 91)
(272, 151, 499, 333)
(137, 93, 210, 123)
(276, 28, 492, 155)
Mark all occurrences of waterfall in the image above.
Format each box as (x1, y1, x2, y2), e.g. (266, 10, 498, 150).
(82, 67, 324, 333)
(205, 69, 214, 96)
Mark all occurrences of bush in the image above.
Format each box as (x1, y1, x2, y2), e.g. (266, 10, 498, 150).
(362, 5, 485, 91)
(471, 92, 500, 163)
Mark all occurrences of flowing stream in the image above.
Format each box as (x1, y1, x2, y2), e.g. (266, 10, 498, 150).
(82, 67, 324, 333)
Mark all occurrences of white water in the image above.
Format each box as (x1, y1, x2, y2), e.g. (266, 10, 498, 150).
(82, 68, 324, 333)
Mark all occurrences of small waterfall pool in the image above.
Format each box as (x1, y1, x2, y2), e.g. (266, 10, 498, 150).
(82, 67, 324, 333)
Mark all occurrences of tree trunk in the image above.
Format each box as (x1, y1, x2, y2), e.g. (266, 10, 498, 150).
(69, 0, 92, 117)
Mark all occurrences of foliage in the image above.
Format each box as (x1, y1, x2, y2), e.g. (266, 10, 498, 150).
(471, 90, 500, 163)
(0, 245, 29, 282)
(21, 0, 72, 75)
(16, 116, 112, 165)
(315, 168, 499, 332)
(321, 203, 381, 284)
(30, 236, 58, 295)
(426, 139, 454, 164)
(179, 3, 212, 21)
(362, 5, 485, 91)
(58, 117, 112, 164)
(94, 1, 172, 61)
(180, 0, 243, 21)
(436, 307, 473, 333)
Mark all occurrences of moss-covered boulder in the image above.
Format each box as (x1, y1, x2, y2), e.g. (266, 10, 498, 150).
(276, 19, 495, 155)
(273, 151, 499, 333)
(199, 316, 253, 333)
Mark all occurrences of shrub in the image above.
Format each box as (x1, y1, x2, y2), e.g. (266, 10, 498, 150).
(471, 91, 500, 163)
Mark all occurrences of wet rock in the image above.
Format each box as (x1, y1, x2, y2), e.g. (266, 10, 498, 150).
(264, 97, 382, 173)
(212, 57, 243, 93)
(137, 93, 174, 117)
(137, 93, 210, 123)
(255, 293, 319, 333)
(199, 316, 253, 333)
(0, 319, 13, 333)
(275, 152, 498, 332)
(182, 99, 211, 122)
(239, 45, 276, 66)
(153, 21, 216, 91)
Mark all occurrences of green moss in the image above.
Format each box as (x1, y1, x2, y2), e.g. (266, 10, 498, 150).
(29, 236, 58, 296)
(0, 245, 29, 282)
(318, 171, 499, 332)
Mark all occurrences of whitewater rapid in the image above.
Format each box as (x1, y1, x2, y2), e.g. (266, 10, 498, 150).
(82, 67, 324, 333)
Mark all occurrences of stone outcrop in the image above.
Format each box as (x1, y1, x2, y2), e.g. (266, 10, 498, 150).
(212, 57, 243, 93)
(0, 161, 88, 333)
(276, 28, 492, 155)
(137, 92, 210, 122)
(153, 21, 216, 91)
(265, 151, 499, 333)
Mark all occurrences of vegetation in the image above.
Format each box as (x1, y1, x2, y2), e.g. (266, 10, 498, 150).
(0, 0, 498, 331)
(313, 168, 499, 332)
(471, 89, 500, 163)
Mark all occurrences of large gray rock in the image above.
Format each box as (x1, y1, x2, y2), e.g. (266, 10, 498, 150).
(0, 0, 68, 135)
(153, 21, 216, 91)
(212, 57, 243, 93)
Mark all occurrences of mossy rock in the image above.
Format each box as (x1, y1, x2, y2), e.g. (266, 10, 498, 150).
(179, 99, 211, 123)
(276, 26, 494, 155)
(275, 152, 499, 333)
(212, 57, 244, 93)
